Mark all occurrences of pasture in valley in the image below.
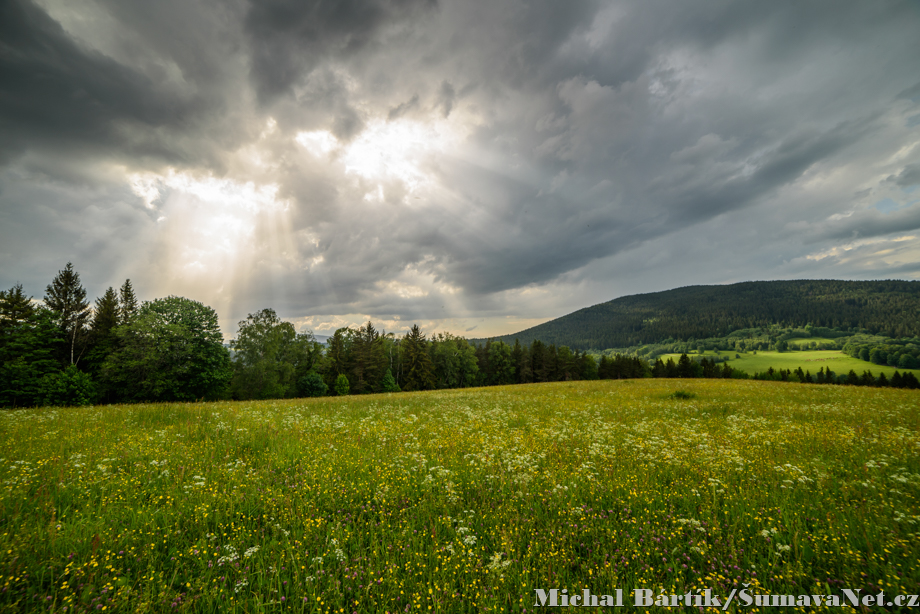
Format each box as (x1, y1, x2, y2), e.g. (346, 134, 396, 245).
(658, 349, 920, 380)
(1, 380, 919, 612)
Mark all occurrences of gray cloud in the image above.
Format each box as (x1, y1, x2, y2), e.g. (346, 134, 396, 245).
(244, 0, 437, 102)
(2, 0, 920, 337)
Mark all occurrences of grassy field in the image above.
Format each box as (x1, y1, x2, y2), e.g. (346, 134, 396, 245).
(657, 349, 920, 379)
(1, 380, 919, 612)
(785, 338, 839, 349)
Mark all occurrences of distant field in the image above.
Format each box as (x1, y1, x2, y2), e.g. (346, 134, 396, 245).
(657, 349, 920, 379)
(1, 380, 919, 612)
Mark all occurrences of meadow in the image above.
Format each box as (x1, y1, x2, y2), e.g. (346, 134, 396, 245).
(658, 349, 920, 380)
(1, 379, 919, 612)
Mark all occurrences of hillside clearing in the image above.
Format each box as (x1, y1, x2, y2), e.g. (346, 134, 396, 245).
(657, 349, 920, 380)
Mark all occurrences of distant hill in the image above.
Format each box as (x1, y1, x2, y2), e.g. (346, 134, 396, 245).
(474, 280, 920, 350)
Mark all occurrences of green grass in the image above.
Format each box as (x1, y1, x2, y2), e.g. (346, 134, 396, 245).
(2, 380, 920, 612)
(658, 349, 920, 379)
(785, 337, 839, 349)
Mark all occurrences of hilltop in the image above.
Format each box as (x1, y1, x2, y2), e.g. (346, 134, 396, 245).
(474, 279, 920, 350)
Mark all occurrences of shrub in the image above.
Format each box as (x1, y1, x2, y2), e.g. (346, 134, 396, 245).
(40, 365, 96, 407)
(297, 371, 328, 397)
(381, 368, 400, 393)
(334, 374, 350, 396)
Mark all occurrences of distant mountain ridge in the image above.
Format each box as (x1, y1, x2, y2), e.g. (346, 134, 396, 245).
(473, 280, 920, 350)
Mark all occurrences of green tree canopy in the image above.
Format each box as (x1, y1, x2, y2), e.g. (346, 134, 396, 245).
(100, 296, 231, 402)
(230, 308, 322, 399)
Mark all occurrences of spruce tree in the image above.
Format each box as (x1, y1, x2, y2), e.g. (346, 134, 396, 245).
(87, 287, 120, 381)
(44, 263, 90, 366)
(381, 368, 400, 392)
(92, 288, 119, 337)
(0, 283, 35, 325)
(401, 325, 435, 391)
(118, 279, 138, 325)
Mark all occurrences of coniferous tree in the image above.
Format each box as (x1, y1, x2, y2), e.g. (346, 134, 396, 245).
(677, 354, 693, 378)
(350, 321, 387, 393)
(92, 288, 119, 337)
(86, 287, 120, 395)
(381, 368, 400, 392)
(44, 263, 90, 366)
(118, 279, 139, 324)
(401, 325, 435, 391)
(510, 340, 525, 384)
(0, 283, 35, 326)
(324, 328, 350, 391)
(0, 286, 60, 407)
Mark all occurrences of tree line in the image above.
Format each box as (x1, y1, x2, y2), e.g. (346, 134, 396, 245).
(2, 265, 918, 408)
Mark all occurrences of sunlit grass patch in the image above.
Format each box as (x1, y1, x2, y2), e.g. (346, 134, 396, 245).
(1, 380, 919, 612)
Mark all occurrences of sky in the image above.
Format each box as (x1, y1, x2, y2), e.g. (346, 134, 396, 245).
(2, 0, 919, 340)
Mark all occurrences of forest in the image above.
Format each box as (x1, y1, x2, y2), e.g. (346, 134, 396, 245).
(1, 265, 918, 408)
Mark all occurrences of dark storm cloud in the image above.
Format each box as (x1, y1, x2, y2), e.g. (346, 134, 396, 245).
(244, 0, 437, 102)
(1, 0, 919, 335)
(0, 0, 200, 165)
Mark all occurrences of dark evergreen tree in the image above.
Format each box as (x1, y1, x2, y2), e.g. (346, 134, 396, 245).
(44, 262, 90, 366)
(0, 283, 35, 326)
(511, 339, 525, 384)
(401, 325, 435, 391)
(350, 321, 387, 393)
(0, 286, 60, 407)
(323, 328, 350, 391)
(677, 354, 693, 378)
(118, 279, 139, 324)
(381, 368, 400, 392)
(664, 358, 678, 378)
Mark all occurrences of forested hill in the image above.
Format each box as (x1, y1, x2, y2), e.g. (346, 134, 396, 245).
(475, 280, 920, 350)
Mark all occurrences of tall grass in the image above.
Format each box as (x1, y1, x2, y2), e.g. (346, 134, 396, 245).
(1, 379, 918, 612)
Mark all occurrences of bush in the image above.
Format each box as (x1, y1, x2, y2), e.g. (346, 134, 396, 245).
(381, 368, 400, 393)
(334, 374, 350, 396)
(297, 371, 328, 397)
(41, 365, 96, 407)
